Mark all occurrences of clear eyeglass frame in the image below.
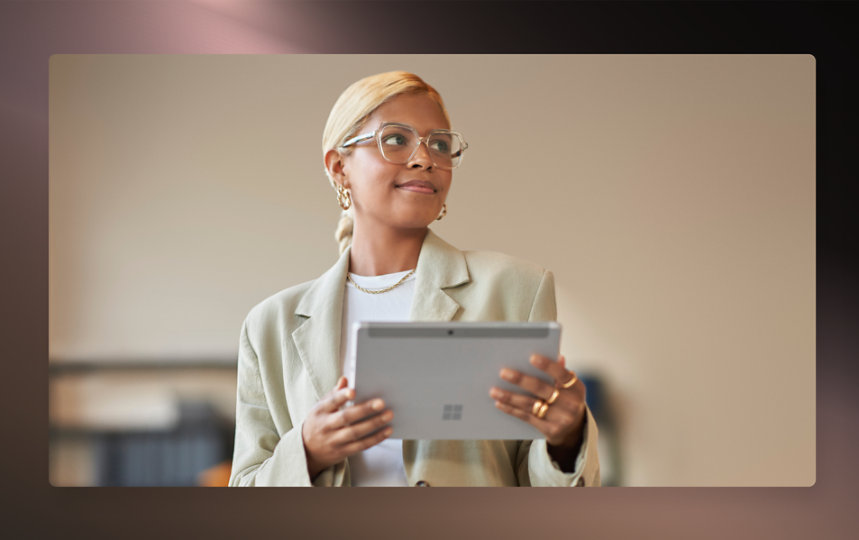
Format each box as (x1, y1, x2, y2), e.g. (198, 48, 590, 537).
(339, 122, 469, 170)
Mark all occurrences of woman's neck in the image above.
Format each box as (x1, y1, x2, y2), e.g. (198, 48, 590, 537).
(349, 223, 427, 276)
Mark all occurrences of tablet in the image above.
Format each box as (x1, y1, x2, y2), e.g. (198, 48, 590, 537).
(352, 321, 561, 440)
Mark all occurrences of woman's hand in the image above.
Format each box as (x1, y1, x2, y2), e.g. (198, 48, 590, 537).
(302, 376, 394, 480)
(489, 355, 586, 469)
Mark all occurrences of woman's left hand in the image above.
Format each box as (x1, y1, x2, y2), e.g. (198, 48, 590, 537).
(490, 354, 586, 450)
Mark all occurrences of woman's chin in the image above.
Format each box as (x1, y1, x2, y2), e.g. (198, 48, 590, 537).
(358, 208, 442, 231)
(392, 209, 443, 229)
(395, 217, 438, 231)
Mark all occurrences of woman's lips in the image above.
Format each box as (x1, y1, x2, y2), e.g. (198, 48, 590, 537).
(396, 180, 436, 194)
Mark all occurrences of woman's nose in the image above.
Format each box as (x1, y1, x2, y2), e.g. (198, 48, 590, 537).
(408, 140, 433, 168)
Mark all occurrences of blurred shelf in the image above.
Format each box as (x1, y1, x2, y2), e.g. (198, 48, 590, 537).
(50, 425, 177, 437)
(49, 358, 237, 374)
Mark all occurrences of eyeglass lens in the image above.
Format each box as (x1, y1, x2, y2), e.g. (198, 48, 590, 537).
(378, 124, 463, 169)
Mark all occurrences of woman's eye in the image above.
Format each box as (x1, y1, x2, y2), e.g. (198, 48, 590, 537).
(382, 134, 407, 146)
(430, 139, 450, 153)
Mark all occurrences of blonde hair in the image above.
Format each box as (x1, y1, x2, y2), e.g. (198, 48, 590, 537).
(321, 71, 450, 254)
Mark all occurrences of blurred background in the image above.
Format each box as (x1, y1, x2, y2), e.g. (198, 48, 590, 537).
(49, 54, 814, 486)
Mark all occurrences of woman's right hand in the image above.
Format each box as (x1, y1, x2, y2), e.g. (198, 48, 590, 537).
(301, 376, 394, 480)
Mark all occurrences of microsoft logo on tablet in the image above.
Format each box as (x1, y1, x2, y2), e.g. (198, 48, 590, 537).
(442, 404, 463, 420)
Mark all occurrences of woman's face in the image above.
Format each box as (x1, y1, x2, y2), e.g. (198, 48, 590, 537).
(338, 93, 453, 232)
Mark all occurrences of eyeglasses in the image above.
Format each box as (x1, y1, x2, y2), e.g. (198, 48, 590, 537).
(340, 122, 468, 170)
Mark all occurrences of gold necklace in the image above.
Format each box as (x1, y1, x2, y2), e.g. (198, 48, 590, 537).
(346, 269, 415, 294)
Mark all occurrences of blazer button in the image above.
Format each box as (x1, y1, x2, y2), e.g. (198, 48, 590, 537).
(415, 480, 431, 487)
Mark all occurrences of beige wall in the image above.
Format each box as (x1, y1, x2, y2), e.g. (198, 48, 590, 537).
(49, 55, 815, 485)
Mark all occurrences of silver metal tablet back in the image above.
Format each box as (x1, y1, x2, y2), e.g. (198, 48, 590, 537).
(353, 322, 561, 440)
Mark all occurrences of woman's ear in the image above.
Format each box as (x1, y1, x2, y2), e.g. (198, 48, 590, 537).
(324, 149, 349, 189)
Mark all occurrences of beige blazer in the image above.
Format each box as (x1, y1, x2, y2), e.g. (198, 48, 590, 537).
(229, 230, 600, 486)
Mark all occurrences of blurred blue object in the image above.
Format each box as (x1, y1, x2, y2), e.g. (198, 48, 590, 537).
(579, 373, 603, 419)
(93, 400, 233, 486)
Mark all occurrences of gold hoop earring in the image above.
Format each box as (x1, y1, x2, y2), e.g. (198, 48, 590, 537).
(436, 203, 447, 221)
(336, 184, 352, 210)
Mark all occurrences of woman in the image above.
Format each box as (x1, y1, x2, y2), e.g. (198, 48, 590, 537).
(229, 71, 600, 486)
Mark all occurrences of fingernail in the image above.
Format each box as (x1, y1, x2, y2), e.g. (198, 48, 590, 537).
(371, 399, 384, 410)
(500, 369, 514, 380)
(489, 388, 503, 399)
(382, 411, 393, 422)
(530, 355, 547, 367)
(384, 427, 393, 436)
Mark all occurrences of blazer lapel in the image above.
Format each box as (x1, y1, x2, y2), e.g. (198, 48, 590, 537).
(290, 229, 470, 402)
(409, 229, 470, 322)
(291, 246, 351, 401)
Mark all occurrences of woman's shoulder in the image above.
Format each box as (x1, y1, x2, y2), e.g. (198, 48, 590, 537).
(446, 247, 556, 321)
(423, 230, 551, 286)
(243, 278, 316, 327)
(460, 248, 551, 284)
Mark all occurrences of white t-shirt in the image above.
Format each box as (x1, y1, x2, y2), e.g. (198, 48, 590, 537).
(340, 269, 415, 486)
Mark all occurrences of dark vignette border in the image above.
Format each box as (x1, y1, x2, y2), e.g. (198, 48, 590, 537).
(0, 1, 856, 538)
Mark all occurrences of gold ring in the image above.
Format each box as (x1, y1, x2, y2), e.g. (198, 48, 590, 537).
(531, 399, 545, 416)
(559, 374, 578, 389)
(546, 388, 560, 405)
(536, 402, 549, 419)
